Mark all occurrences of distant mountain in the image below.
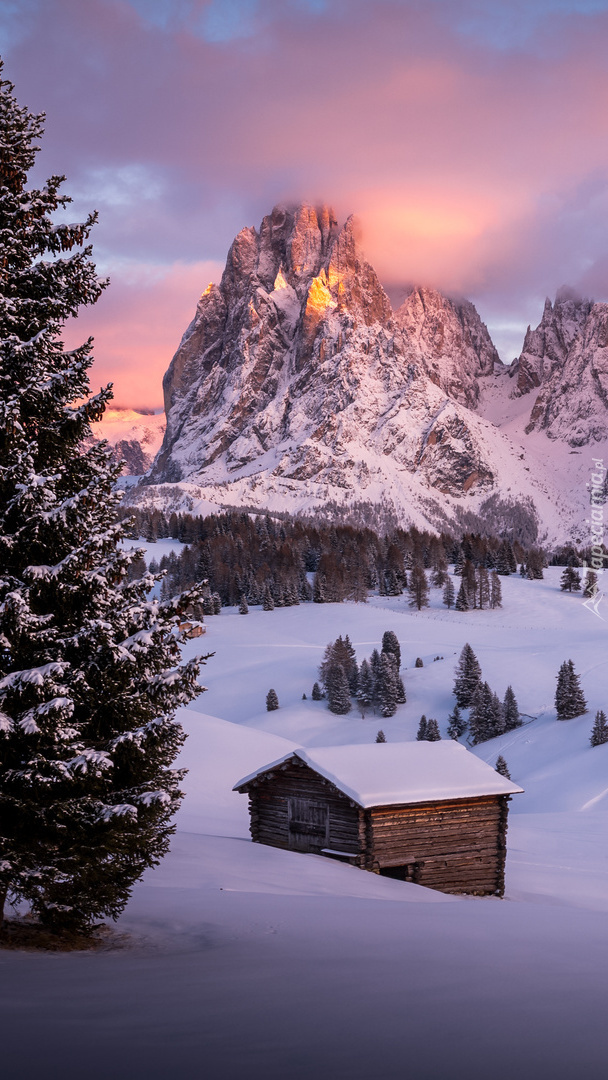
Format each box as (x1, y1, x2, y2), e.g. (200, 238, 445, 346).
(120, 204, 608, 544)
(508, 289, 608, 447)
(95, 409, 165, 475)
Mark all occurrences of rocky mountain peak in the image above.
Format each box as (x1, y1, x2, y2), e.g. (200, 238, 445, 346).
(393, 286, 500, 408)
(510, 286, 593, 397)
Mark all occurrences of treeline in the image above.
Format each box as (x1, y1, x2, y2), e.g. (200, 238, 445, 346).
(122, 507, 581, 608)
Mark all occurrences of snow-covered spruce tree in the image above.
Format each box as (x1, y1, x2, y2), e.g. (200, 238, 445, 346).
(238, 595, 249, 614)
(375, 729, 386, 743)
(447, 704, 466, 740)
(425, 718, 441, 741)
(408, 562, 429, 610)
(311, 681, 323, 701)
(489, 571, 502, 609)
(453, 643, 482, 708)
(266, 689, 279, 712)
(503, 685, 521, 731)
(416, 715, 428, 741)
(0, 68, 207, 933)
(560, 565, 581, 593)
(454, 579, 469, 612)
(379, 652, 399, 718)
(326, 663, 351, 715)
(357, 658, 373, 715)
(495, 755, 511, 779)
(381, 630, 401, 670)
(555, 660, 587, 721)
(590, 710, 608, 747)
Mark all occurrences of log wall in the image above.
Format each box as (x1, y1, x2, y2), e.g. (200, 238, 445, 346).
(364, 795, 509, 896)
(246, 760, 360, 855)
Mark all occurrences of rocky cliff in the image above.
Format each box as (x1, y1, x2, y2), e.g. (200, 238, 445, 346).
(147, 204, 528, 518)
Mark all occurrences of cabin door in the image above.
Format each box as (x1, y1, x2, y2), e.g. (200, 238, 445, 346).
(288, 798, 329, 852)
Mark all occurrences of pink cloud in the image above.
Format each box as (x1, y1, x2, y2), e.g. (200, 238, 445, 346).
(6, 0, 608, 396)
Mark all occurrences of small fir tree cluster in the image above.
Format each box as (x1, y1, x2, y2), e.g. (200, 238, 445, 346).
(318, 630, 405, 718)
(495, 755, 511, 779)
(452, 647, 521, 744)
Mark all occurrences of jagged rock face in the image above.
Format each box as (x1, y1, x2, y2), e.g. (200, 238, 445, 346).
(150, 204, 502, 502)
(394, 287, 499, 408)
(510, 287, 593, 397)
(525, 302, 608, 446)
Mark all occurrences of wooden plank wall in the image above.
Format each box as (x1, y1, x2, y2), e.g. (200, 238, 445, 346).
(364, 795, 509, 896)
(247, 760, 360, 854)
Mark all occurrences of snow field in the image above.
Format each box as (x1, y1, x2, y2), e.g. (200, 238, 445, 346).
(3, 563, 608, 1079)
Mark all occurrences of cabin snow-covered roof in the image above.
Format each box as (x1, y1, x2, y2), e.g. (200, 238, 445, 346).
(233, 741, 524, 808)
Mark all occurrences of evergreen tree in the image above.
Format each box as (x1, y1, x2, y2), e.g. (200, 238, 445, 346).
(477, 566, 490, 610)
(453, 643, 482, 708)
(416, 715, 428, 740)
(408, 563, 429, 610)
(454, 579, 470, 611)
(425, 718, 441, 741)
(489, 571, 502, 609)
(375, 729, 386, 743)
(469, 682, 496, 744)
(357, 658, 373, 715)
(395, 675, 407, 704)
(381, 630, 401, 670)
(590, 709, 608, 747)
(311, 681, 323, 701)
(379, 652, 399, 717)
(266, 689, 279, 711)
(0, 68, 207, 933)
(495, 755, 511, 779)
(560, 566, 581, 593)
(442, 577, 455, 609)
(463, 559, 477, 608)
(555, 660, 587, 720)
(503, 685, 521, 731)
(414, 657, 424, 668)
(326, 664, 352, 715)
(239, 595, 249, 614)
(447, 704, 467, 740)
(262, 585, 275, 611)
(369, 648, 383, 710)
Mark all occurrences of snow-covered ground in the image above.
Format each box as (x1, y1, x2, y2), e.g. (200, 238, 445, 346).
(3, 566, 608, 1079)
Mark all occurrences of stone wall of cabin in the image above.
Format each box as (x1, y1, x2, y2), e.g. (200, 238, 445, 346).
(363, 795, 509, 896)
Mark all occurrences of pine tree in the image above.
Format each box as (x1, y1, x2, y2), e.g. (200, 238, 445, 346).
(0, 68, 207, 933)
(469, 682, 496, 744)
(416, 715, 428, 740)
(375, 729, 386, 743)
(560, 566, 581, 592)
(326, 664, 352, 715)
(381, 630, 401, 670)
(447, 704, 467, 740)
(453, 643, 482, 708)
(454, 579, 470, 611)
(311, 681, 323, 701)
(442, 577, 455, 609)
(590, 709, 608, 747)
(408, 563, 429, 610)
(369, 648, 383, 710)
(262, 585, 275, 611)
(489, 571, 502, 609)
(555, 660, 587, 720)
(477, 567, 490, 610)
(425, 718, 441, 741)
(495, 755, 511, 779)
(395, 675, 407, 704)
(357, 658, 373, 715)
(379, 652, 399, 717)
(503, 685, 521, 730)
(266, 689, 279, 711)
(239, 595, 249, 614)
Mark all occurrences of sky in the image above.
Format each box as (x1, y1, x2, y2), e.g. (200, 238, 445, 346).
(4, 0, 608, 409)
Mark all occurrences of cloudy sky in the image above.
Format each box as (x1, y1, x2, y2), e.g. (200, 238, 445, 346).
(4, 0, 608, 409)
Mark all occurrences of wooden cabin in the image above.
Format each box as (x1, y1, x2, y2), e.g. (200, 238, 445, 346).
(233, 742, 523, 896)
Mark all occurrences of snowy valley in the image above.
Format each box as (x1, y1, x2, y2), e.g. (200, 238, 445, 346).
(4, 562, 608, 1079)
